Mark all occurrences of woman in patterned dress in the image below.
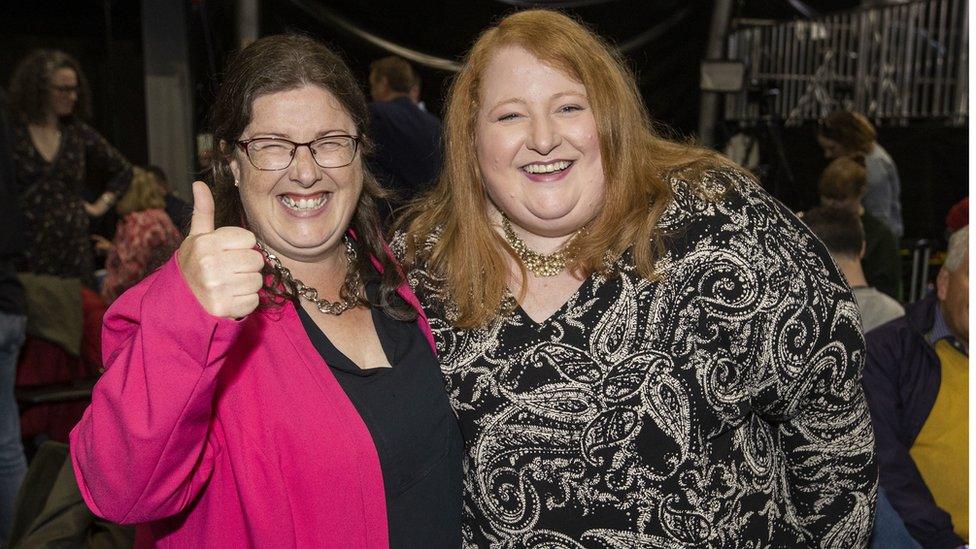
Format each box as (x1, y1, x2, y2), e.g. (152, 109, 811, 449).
(96, 167, 183, 304)
(8, 49, 131, 287)
(398, 10, 877, 548)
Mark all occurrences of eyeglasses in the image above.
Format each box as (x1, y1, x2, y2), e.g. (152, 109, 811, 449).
(51, 85, 79, 94)
(236, 135, 361, 171)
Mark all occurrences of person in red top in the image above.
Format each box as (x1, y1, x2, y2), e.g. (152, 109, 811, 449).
(96, 167, 182, 304)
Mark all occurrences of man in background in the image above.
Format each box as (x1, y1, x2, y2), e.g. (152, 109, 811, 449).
(802, 205, 904, 332)
(367, 56, 443, 220)
(864, 225, 969, 548)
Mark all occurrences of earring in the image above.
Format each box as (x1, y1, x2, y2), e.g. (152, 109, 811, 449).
(234, 179, 239, 187)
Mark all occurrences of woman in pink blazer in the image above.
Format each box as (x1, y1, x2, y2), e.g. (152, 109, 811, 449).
(70, 35, 462, 548)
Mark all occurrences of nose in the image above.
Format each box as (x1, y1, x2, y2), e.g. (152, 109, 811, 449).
(526, 115, 560, 155)
(288, 144, 322, 187)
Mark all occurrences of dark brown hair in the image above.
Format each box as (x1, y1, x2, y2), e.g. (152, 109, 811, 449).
(8, 49, 92, 123)
(802, 205, 865, 259)
(818, 111, 876, 155)
(210, 33, 413, 320)
(400, 9, 737, 328)
(369, 56, 417, 94)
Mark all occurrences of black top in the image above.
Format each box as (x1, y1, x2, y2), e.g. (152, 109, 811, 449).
(296, 284, 462, 549)
(0, 90, 25, 314)
(11, 117, 131, 287)
(400, 168, 876, 547)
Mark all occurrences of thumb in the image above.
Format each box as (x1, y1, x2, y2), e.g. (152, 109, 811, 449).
(189, 181, 215, 235)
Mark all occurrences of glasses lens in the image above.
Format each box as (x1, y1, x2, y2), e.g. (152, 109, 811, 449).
(247, 139, 294, 170)
(310, 136, 357, 168)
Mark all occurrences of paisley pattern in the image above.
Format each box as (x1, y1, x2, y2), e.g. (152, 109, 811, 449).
(399, 169, 876, 548)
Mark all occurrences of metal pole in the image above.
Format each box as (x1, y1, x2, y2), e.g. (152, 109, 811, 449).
(697, 0, 736, 147)
(237, 0, 260, 48)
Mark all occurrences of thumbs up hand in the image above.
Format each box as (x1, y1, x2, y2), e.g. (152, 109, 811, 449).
(177, 181, 266, 319)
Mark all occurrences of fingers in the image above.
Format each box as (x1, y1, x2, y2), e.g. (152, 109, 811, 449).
(224, 249, 266, 274)
(188, 181, 215, 236)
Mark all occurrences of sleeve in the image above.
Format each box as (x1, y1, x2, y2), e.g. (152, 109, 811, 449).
(729, 176, 878, 546)
(69, 254, 246, 524)
(78, 121, 132, 197)
(863, 330, 965, 549)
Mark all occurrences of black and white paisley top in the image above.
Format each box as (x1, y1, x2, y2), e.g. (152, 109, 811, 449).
(399, 168, 877, 548)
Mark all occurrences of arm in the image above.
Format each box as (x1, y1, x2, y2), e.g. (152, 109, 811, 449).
(863, 333, 964, 549)
(71, 182, 263, 524)
(70, 255, 245, 524)
(736, 178, 877, 546)
(78, 121, 133, 202)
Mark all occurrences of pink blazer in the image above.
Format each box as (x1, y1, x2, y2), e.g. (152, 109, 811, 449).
(70, 252, 435, 548)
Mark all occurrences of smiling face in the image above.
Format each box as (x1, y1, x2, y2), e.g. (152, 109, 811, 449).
(48, 67, 78, 118)
(475, 45, 605, 241)
(229, 84, 363, 265)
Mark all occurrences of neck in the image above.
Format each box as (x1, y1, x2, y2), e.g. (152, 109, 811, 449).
(493, 210, 579, 255)
(270, 242, 349, 295)
(31, 112, 59, 129)
(835, 256, 868, 287)
(381, 92, 411, 102)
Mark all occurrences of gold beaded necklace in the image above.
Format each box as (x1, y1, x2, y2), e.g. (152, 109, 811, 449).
(501, 214, 585, 277)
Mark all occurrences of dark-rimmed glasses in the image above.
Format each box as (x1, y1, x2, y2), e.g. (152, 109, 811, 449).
(236, 135, 361, 171)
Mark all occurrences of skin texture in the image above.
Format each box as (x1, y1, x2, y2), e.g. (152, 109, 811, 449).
(229, 85, 364, 269)
(475, 45, 605, 253)
(936, 250, 969, 348)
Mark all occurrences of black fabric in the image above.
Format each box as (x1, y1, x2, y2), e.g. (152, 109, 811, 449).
(862, 211, 902, 300)
(366, 97, 442, 211)
(296, 284, 462, 549)
(0, 90, 26, 314)
(164, 193, 193, 237)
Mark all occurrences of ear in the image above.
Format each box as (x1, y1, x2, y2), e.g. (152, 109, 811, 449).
(936, 267, 950, 301)
(222, 139, 241, 183)
(859, 241, 867, 259)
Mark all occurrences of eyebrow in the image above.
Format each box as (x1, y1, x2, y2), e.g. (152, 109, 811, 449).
(246, 129, 353, 139)
(487, 91, 588, 112)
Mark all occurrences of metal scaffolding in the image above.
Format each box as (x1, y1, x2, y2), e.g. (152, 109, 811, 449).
(725, 0, 968, 126)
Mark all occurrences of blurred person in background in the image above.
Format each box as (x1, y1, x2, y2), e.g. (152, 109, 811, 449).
(94, 167, 182, 305)
(818, 110, 903, 238)
(367, 56, 443, 218)
(802, 206, 904, 333)
(864, 225, 968, 549)
(146, 164, 192, 235)
(819, 154, 902, 299)
(0, 87, 27, 545)
(7, 49, 132, 288)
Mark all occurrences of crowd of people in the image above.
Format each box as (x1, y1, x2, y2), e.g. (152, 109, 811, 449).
(0, 8, 967, 549)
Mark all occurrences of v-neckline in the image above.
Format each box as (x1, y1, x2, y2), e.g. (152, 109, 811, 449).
(509, 274, 594, 327)
(28, 124, 63, 164)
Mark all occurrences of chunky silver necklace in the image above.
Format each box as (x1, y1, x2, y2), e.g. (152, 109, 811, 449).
(258, 237, 362, 315)
(501, 214, 585, 277)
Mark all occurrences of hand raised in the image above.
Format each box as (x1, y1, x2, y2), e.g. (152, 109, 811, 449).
(177, 181, 265, 319)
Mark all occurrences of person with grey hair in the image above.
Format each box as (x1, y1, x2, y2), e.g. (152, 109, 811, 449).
(863, 225, 969, 548)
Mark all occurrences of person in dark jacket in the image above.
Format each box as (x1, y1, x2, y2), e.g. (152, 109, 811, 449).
(367, 56, 443, 220)
(863, 225, 969, 549)
(0, 87, 28, 544)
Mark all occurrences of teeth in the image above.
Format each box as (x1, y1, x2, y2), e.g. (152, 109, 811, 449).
(524, 161, 571, 174)
(280, 195, 327, 210)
